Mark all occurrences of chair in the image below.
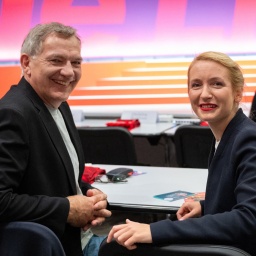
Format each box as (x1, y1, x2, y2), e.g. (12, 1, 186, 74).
(99, 239, 251, 256)
(0, 221, 65, 256)
(77, 126, 138, 165)
(174, 125, 214, 168)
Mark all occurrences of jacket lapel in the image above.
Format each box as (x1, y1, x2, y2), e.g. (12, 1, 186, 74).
(22, 78, 77, 194)
(59, 104, 85, 182)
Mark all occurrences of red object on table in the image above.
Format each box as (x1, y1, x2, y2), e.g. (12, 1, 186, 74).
(82, 166, 106, 184)
(106, 119, 140, 130)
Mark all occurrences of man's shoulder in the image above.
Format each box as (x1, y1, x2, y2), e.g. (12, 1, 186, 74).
(1, 85, 30, 109)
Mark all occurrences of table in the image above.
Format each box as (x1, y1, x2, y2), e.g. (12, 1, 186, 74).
(76, 119, 176, 136)
(93, 164, 208, 214)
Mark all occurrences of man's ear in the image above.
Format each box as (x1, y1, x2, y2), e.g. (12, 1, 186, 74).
(20, 54, 31, 76)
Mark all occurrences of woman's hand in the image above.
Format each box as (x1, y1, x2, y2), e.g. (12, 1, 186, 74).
(176, 201, 202, 220)
(107, 219, 152, 250)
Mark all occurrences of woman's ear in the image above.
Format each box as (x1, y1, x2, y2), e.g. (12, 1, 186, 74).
(235, 89, 243, 103)
(20, 54, 31, 76)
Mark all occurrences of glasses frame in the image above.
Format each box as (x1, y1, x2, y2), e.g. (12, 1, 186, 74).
(95, 174, 128, 183)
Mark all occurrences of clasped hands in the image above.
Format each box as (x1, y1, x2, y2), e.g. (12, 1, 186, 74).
(67, 188, 111, 229)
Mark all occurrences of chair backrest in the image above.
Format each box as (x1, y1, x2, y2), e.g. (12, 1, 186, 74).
(0, 221, 65, 256)
(99, 239, 251, 256)
(77, 126, 138, 165)
(174, 125, 214, 168)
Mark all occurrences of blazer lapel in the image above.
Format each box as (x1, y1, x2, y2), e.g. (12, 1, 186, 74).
(23, 79, 77, 194)
(59, 104, 85, 182)
(40, 109, 77, 194)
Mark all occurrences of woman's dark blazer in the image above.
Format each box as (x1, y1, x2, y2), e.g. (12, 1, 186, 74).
(150, 109, 256, 256)
(0, 77, 91, 256)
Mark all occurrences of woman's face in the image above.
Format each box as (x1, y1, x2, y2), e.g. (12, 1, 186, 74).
(188, 60, 242, 128)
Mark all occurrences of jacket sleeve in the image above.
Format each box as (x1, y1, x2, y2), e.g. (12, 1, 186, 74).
(0, 107, 70, 237)
(80, 181, 94, 195)
(150, 122, 256, 250)
(200, 200, 205, 216)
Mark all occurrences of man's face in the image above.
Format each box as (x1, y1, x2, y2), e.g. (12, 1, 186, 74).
(22, 34, 82, 108)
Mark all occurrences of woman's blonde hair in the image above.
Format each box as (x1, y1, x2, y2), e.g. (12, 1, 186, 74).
(188, 51, 244, 93)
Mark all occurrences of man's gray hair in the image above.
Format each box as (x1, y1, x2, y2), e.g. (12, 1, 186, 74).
(21, 22, 81, 56)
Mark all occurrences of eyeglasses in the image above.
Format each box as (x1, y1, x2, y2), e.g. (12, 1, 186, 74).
(95, 174, 128, 183)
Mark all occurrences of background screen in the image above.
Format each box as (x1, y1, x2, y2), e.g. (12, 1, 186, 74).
(0, 0, 256, 62)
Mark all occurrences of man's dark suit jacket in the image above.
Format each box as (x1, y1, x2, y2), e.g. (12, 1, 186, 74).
(0, 77, 92, 256)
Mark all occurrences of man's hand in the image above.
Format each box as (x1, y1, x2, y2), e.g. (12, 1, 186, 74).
(67, 192, 109, 228)
(86, 189, 112, 227)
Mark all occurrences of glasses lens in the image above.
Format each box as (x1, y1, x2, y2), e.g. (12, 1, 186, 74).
(111, 174, 127, 182)
(95, 175, 109, 183)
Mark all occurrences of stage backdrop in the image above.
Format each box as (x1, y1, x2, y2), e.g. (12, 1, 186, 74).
(0, 0, 256, 61)
(0, 0, 255, 116)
